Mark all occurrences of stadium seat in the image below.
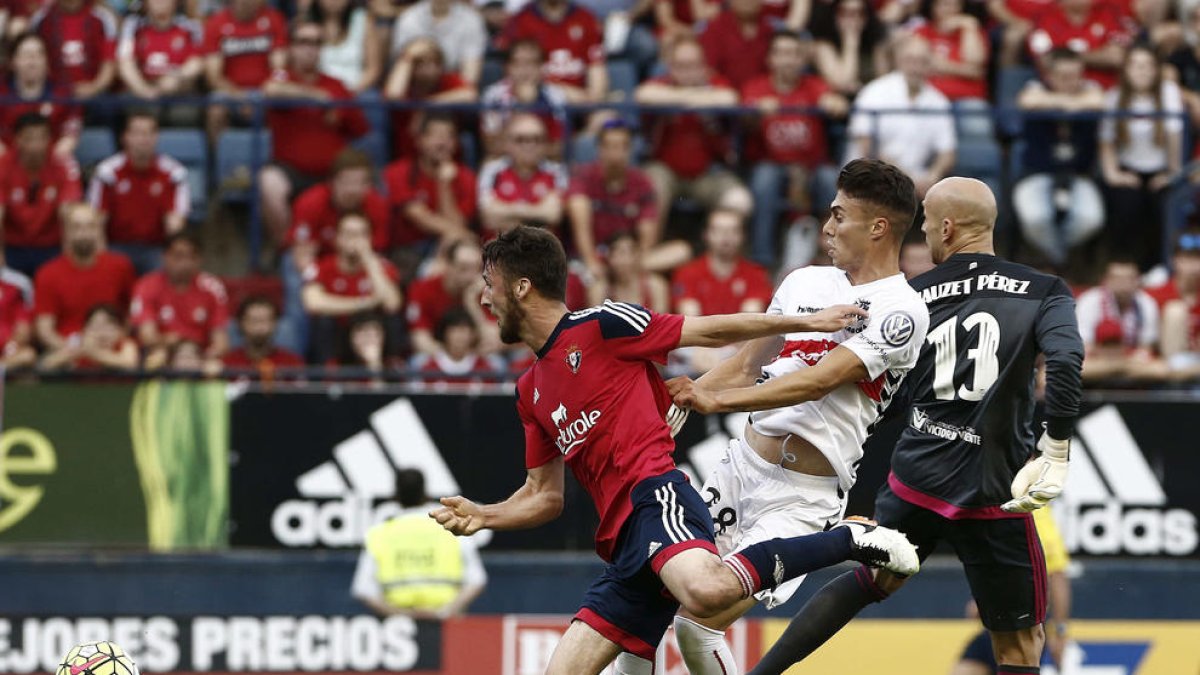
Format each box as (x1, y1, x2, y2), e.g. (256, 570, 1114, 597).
(953, 99, 994, 142)
(953, 138, 1003, 182)
(156, 129, 208, 221)
(75, 127, 116, 175)
(607, 59, 638, 102)
(994, 65, 1038, 139)
(215, 129, 272, 204)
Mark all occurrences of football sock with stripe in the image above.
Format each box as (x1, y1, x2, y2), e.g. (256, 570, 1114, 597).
(997, 667, 1040, 674)
(723, 528, 853, 598)
(674, 615, 736, 675)
(612, 652, 655, 675)
(747, 566, 889, 675)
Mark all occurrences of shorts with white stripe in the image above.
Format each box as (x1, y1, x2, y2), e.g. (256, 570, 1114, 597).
(575, 470, 718, 656)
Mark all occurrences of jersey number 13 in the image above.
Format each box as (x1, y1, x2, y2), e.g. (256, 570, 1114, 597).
(926, 312, 1001, 401)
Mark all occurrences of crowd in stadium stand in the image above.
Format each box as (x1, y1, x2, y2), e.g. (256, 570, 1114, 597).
(2, 0, 1200, 384)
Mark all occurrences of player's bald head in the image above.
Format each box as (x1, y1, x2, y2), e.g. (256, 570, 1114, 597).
(921, 177, 996, 264)
(924, 177, 997, 232)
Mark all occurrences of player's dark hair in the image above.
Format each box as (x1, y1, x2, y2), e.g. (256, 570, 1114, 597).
(237, 295, 279, 322)
(1106, 254, 1140, 271)
(395, 468, 427, 507)
(482, 226, 568, 302)
(836, 158, 917, 242)
(419, 112, 458, 137)
(435, 307, 478, 344)
(165, 230, 202, 254)
(13, 112, 50, 135)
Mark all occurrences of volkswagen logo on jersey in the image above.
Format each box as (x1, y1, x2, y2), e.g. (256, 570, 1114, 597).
(880, 312, 915, 346)
(565, 345, 582, 374)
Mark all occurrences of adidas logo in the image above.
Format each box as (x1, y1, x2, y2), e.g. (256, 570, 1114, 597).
(271, 399, 476, 548)
(772, 554, 785, 587)
(1060, 406, 1197, 556)
(648, 541, 662, 558)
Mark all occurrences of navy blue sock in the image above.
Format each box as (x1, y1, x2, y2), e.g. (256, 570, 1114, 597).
(747, 566, 889, 675)
(723, 528, 852, 597)
(997, 667, 1040, 675)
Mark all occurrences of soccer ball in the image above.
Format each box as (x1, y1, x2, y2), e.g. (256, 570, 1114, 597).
(55, 641, 140, 675)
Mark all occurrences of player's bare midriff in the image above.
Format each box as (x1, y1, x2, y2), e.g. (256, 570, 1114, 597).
(744, 425, 837, 477)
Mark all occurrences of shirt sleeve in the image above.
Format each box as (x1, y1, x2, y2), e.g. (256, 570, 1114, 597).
(33, 269, 58, 319)
(1037, 279, 1084, 440)
(841, 304, 929, 380)
(129, 279, 155, 326)
(202, 16, 220, 55)
(270, 11, 288, 50)
(208, 279, 231, 331)
(597, 301, 684, 363)
(457, 167, 478, 222)
(518, 386, 558, 469)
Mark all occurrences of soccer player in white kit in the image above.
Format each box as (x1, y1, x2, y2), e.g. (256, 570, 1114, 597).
(640, 159, 931, 674)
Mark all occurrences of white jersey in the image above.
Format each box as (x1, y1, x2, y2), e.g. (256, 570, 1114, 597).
(748, 266, 930, 491)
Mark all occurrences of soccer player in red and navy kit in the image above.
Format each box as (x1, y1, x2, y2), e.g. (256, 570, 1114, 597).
(430, 226, 920, 674)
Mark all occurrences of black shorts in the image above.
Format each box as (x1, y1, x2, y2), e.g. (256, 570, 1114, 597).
(575, 471, 718, 659)
(874, 482, 1048, 632)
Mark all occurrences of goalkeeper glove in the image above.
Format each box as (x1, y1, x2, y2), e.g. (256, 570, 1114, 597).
(1002, 433, 1070, 513)
(665, 403, 689, 438)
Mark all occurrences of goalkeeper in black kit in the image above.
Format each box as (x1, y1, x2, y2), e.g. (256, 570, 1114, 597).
(750, 177, 1084, 675)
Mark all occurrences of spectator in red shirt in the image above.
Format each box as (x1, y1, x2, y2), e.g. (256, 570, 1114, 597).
(33, 203, 136, 350)
(279, 148, 388, 356)
(913, 0, 989, 101)
(383, 37, 476, 159)
(481, 39, 568, 158)
(566, 120, 691, 279)
(410, 307, 505, 385)
(0, 251, 36, 368)
(478, 113, 567, 237)
(29, 0, 116, 98)
(0, 113, 83, 276)
(117, 0, 204, 102)
(87, 111, 190, 274)
(132, 231, 230, 370)
(406, 238, 495, 355)
(699, 0, 772, 90)
(655, 0, 720, 43)
(224, 295, 306, 374)
(500, 0, 608, 102)
(302, 212, 403, 362)
(1028, 0, 1128, 87)
(743, 30, 848, 266)
(259, 20, 369, 247)
(0, 33, 82, 160)
(203, 0, 288, 140)
(383, 114, 477, 264)
(635, 37, 751, 229)
(671, 207, 772, 316)
(39, 303, 139, 372)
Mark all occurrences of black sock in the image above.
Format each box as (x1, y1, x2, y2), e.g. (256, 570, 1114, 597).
(724, 529, 852, 597)
(996, 667, 1040, 674)
(747, 566, 889, 675)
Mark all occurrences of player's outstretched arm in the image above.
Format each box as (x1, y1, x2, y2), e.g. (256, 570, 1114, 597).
(677, 305, 867, 349)
(669, 346, 869, 414)
(695, 335, 786, 392)
(430, 458, 565, 534)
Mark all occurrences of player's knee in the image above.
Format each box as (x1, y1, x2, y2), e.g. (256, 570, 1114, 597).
(677, 577, 736, 619)
(991, 624, 1045, 666)
(871, 567, 908, 596)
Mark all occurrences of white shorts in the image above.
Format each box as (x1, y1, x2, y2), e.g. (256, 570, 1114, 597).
(699, 438, 847, 609)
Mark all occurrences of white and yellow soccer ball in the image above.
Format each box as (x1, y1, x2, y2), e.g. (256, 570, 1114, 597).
(55, 641, 140, 675)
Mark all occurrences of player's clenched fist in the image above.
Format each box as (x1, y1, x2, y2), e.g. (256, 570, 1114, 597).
(1002, 433, 1070, 513)
(666, 376, 721, 414)
(430, 496, 486, 535)
(805, 304, 869, 332)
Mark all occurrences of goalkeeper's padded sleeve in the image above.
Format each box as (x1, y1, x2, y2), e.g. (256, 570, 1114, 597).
(1035, 279, 1084, 442)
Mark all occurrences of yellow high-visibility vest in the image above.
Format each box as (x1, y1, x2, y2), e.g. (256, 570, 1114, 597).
(366, 513, 465, 610)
